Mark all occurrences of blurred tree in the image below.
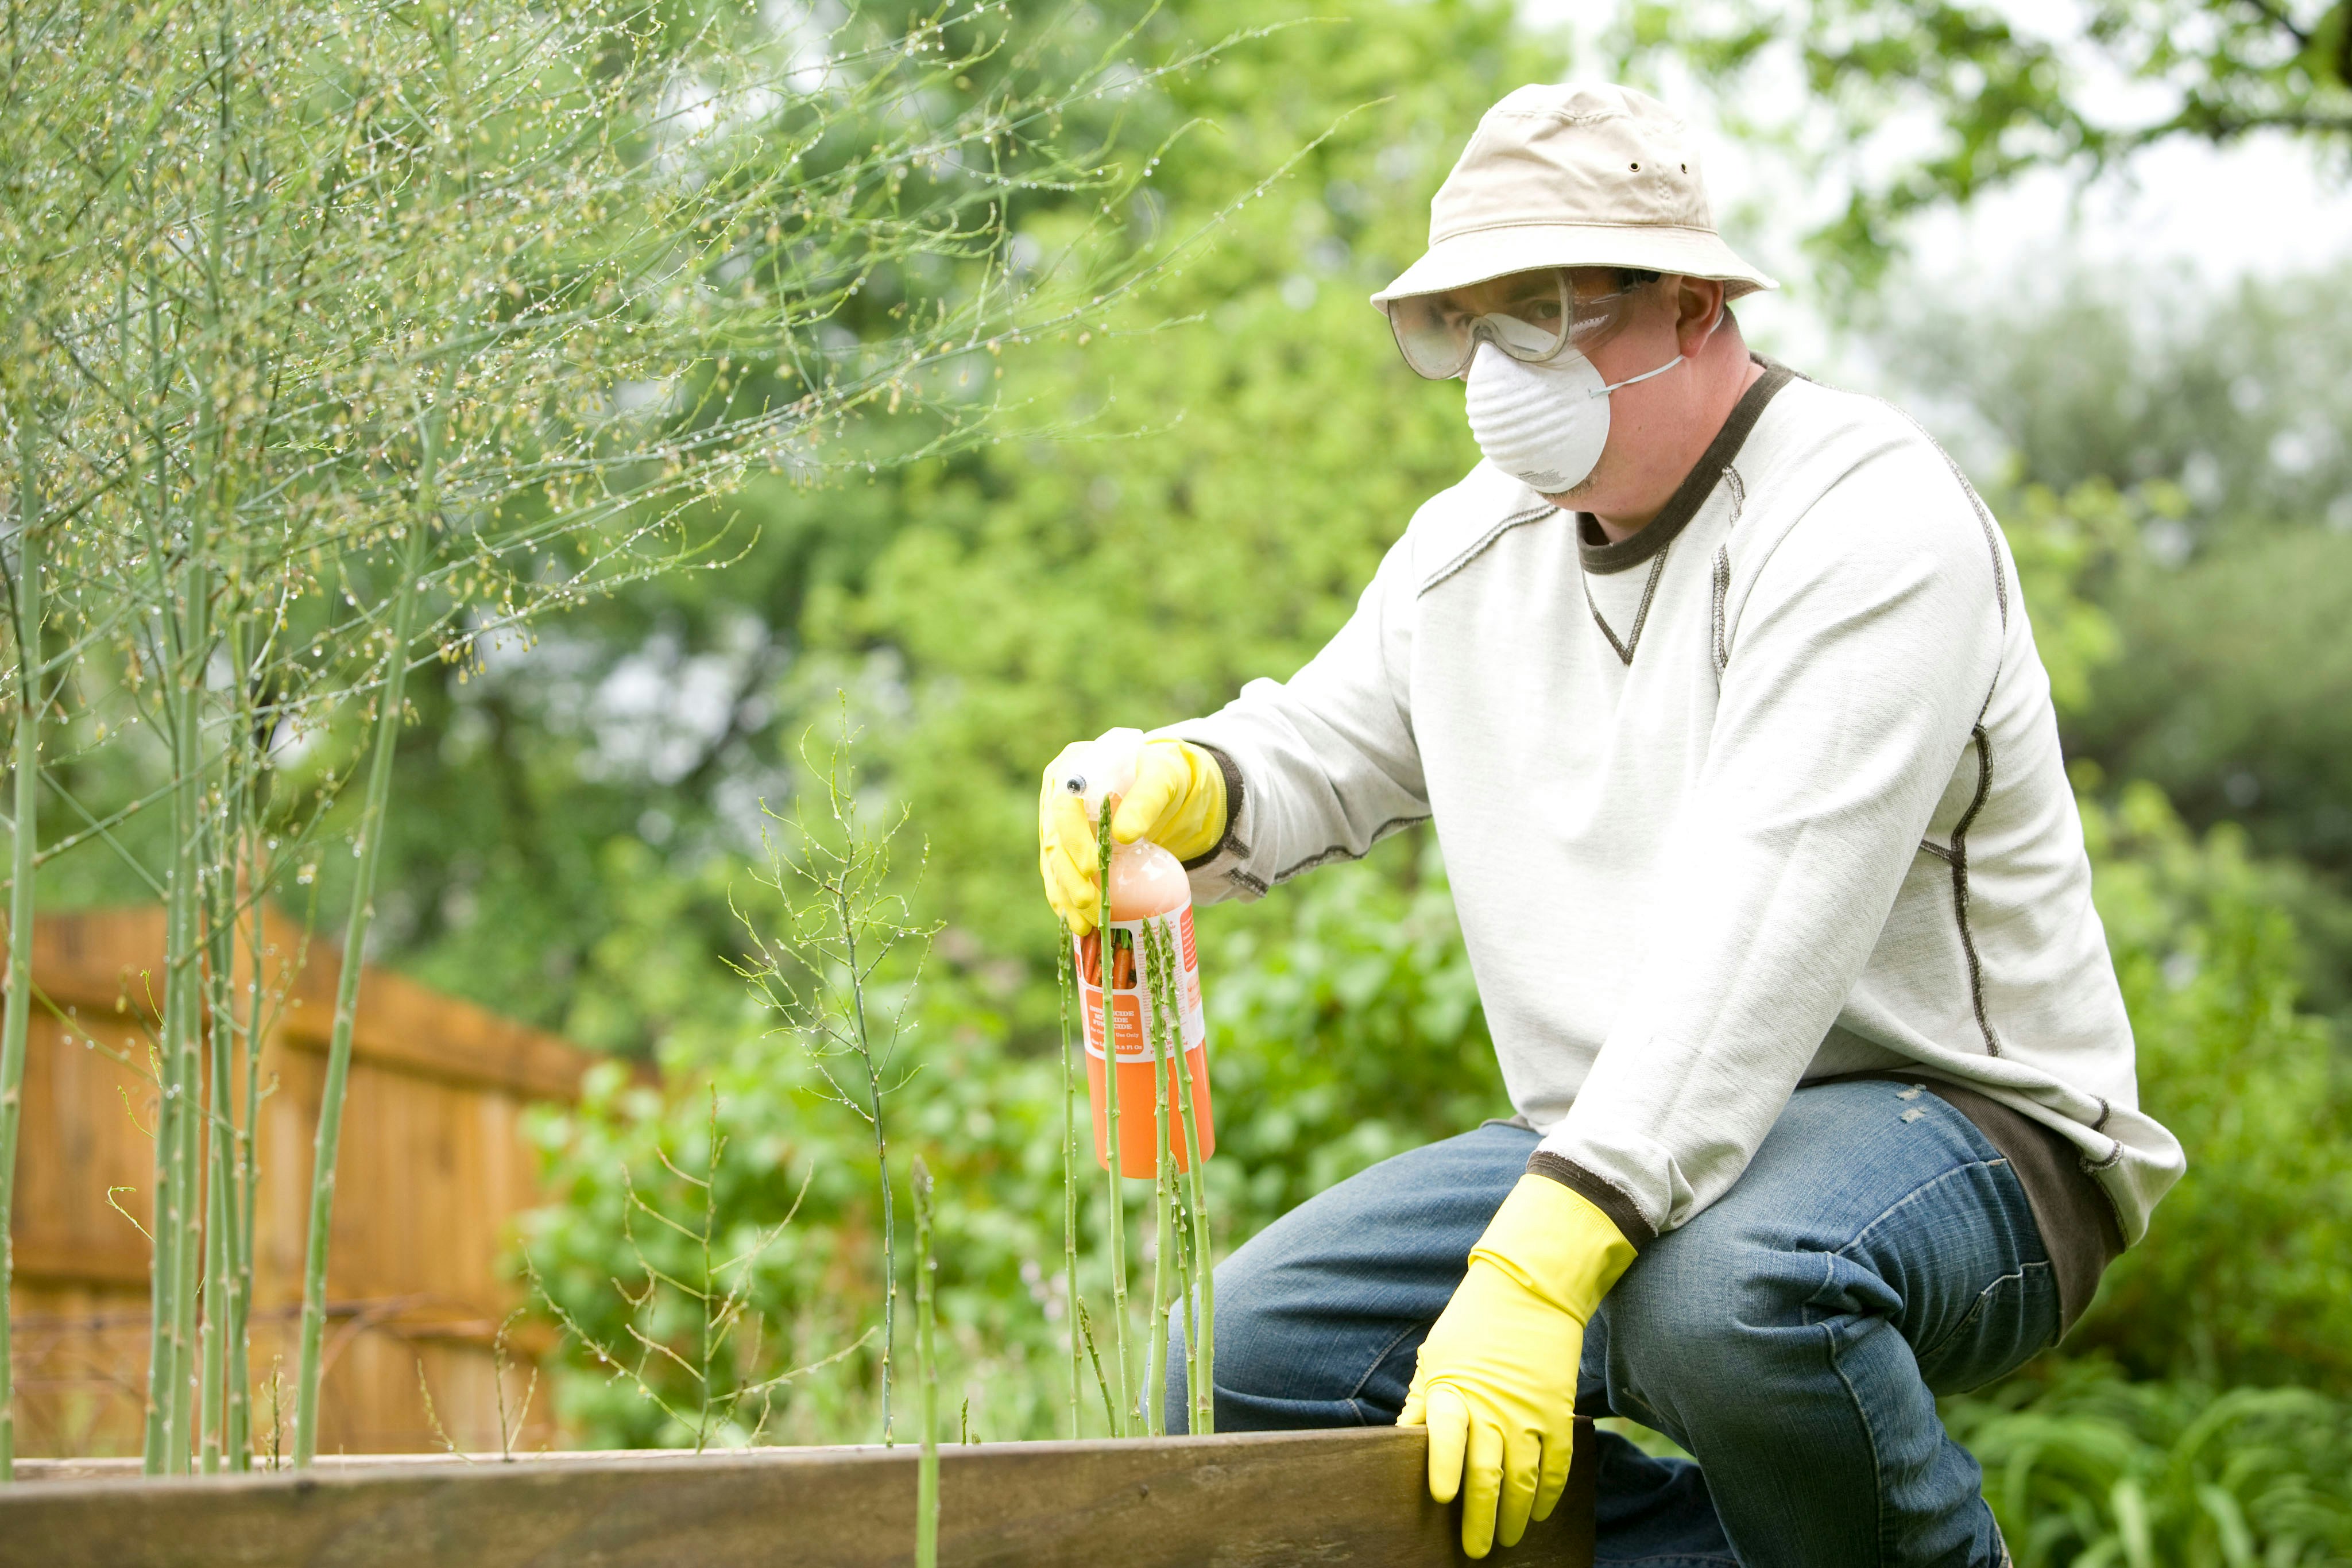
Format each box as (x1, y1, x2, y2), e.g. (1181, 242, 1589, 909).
(1870, 262, 2352, 543)
(370, 0, 1545, 1055)
(1620, 0, 2352, 283)
(1874, 262, 2352, 1013)
(2080, 532, 2352, 873)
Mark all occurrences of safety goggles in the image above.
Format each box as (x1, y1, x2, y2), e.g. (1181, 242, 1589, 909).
(1382, 268, 1647, 381)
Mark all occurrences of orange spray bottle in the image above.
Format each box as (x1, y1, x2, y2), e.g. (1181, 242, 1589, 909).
(1061, 731, 1216, 1178)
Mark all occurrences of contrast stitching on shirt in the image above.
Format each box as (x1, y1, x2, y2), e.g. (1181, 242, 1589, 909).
(1917, 838, 1956, 865)
(1951, 459, 2011, 631)
(2076, 1153, 2131, 1246)
(1271, 814, 1429, 885)
(1711, 547, 1731, 673)
(1585, 542, 1672, 665)
(1869, 396, 2010, 630)
(1948, 726, 2003, 1058)
(1701, 467, 1748, 676)
(1226, 866, 1268, 897)
(2090, 1097, 2112, 1135)
(1417, 505, 1553, 598)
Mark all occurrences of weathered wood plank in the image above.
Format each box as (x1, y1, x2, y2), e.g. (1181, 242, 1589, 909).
(9, 905, 594, 1453)
(0, 1424, 1597, 1568)
(17, 906, 606, 1100)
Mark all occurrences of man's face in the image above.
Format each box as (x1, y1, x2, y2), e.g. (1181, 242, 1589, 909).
(1423, 267, 1728, 513)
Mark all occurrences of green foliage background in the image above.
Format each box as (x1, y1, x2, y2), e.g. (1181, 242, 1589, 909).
(509, 3, 2352, 1561)
(40, 0, 2338, 1557)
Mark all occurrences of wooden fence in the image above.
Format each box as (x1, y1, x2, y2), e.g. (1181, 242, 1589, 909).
(7, 907, 604, 1458)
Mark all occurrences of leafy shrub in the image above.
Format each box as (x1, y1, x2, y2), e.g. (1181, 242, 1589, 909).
(2074, 784, 2352, 1392)
(521, 830, 1507, 1445)
(1202, 834, 1509, 1234)
(1946, 1364, 2352, 1567)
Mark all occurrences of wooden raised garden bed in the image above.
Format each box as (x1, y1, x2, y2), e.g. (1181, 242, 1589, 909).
(0, 1423, 1597, 1567)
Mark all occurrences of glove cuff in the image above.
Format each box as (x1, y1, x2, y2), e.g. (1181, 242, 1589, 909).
(1148, 739, 1228, 862)
(1176, 742, 1242, 870)
(1468, 1174, 1636, 1323)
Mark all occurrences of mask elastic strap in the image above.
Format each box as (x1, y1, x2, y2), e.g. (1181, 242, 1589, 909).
(1589, 293, 1727, 396)
(1588, 353, 1684, 400)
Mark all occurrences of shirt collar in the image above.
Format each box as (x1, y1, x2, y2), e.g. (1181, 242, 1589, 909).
(1577, 357, 1797, 576)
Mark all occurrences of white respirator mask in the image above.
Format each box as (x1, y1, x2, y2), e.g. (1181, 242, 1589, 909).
(1463, 339, 1685, 496)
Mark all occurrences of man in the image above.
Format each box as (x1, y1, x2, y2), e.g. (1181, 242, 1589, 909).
(1037, 83, 2182, 1566)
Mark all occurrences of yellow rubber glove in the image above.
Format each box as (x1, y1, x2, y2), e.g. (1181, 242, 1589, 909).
(1399, 1175, 1637, 1559)
(1036, 738, 1227, 935)
(1111, 738, 1227, 861)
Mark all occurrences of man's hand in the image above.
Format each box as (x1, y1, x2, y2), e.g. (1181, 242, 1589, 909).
(1399, 1175, 1635, 1558)
(1037, 737, 1226, 935)
(1111, 738, 1226, 860)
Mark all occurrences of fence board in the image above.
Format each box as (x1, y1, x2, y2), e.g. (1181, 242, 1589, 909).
(7, 907, 591, 1455)
(0, 1424, 1598, 1568)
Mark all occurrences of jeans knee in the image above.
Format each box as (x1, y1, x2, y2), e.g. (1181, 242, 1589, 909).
(1602, 1232, 1817, 1427)
(1192, 1250, 1281, 1396)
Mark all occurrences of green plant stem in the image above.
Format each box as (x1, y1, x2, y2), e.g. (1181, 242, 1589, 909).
(292, 421, 437, 1466)
(1167, 912, 1214, 1436)
(133, 247, 177, 1472)
(0, 415, 42, 1483)
(1074, 1296, 1118, 1436)
(1094, 805, 1128, 1435)
(1057, 926, 1081, 1438)
(842, 901, 897, 1449)
(688, 1093, 720, 1453)
(223, 659, 266, 1470)
(166, 5, 245, 1466)
(912, 1156, 939, 1568)
(1178, 1204, 1201, 1434)
(197, 779, 246, 1473)
(1147, 919, 1198, 1428)
(1145, 917, 1175, 1438)
(198, 853, 234, 1474)
(227, 851, 264, 1469)
(157, 528, 211, 1475)
(198, 1095, 229, 1472)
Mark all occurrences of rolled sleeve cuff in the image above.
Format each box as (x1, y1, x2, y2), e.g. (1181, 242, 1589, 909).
(1525, 1152, 1657, 1249)
(1179, 741, 1247, 873)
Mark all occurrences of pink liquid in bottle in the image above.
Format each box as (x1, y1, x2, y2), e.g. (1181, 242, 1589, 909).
(1064, 737, 1217, 1178)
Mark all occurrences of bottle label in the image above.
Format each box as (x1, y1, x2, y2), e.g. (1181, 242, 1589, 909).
(1076, 907, 1205, 1062)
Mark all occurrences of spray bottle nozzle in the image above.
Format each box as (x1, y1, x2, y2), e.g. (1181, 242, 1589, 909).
(1062, 727, 1144, 818)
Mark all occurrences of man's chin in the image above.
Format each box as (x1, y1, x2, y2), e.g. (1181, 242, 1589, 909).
(1542, 461, 1612, 510)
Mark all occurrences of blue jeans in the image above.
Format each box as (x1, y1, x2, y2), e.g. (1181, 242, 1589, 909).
(1165, 1081, 2055, 1567)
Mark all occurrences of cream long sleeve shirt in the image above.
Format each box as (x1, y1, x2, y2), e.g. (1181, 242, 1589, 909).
(1165, 363, 2183, 1247)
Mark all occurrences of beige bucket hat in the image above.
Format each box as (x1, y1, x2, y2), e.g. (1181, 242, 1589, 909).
(1371, 83, 1777, 305)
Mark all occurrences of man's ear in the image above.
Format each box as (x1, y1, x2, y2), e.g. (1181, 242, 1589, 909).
(1672, 277, 1727, 355)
